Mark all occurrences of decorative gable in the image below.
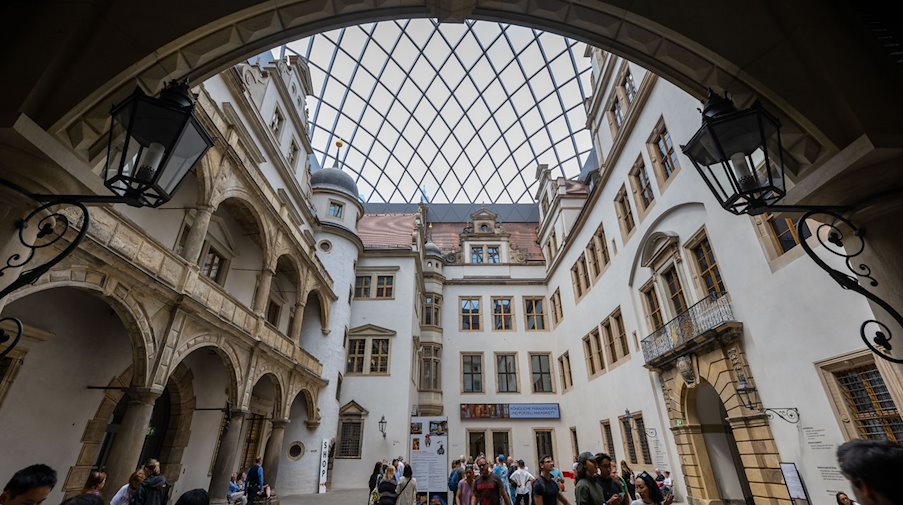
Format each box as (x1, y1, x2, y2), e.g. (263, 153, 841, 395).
(339, 400, 369, 417)
(348, 324, 396, 337)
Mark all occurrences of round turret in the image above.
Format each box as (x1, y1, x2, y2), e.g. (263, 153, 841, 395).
(425, 241, 442, 257)
(310, 167, 358, 198)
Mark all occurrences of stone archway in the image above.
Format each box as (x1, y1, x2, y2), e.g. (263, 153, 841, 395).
(654, 340, 792, 505)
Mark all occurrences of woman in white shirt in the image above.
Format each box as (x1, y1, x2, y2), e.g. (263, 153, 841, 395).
(110, 470, 145, 505)
(395, 464, 418, 505)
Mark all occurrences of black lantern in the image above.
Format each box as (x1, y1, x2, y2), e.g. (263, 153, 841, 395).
(104, 80, 214, 208)
(378, 415, 387, 438)
(681, 90, 785, 216)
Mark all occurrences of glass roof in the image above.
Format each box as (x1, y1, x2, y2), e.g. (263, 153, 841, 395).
(284, 19, 593, 204)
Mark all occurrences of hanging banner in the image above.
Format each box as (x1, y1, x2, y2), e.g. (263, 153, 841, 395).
(460, 403, 560, 420)
(318, 438, 330, 493)
(410, 416, 449, 505)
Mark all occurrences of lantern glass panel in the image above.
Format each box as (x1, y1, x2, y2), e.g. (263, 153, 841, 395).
(156, 117, 211, 195)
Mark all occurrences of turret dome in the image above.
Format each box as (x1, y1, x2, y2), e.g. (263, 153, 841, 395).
(311, 167, 358, 198)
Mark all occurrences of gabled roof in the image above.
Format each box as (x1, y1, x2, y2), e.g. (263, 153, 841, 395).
(357, 213, 418, 250)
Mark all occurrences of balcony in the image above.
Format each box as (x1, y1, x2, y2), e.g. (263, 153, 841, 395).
(641, 292, 742, 369)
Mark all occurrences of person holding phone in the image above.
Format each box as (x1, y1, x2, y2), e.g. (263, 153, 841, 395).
(631, 473, 673, 505)
(591, 453, 623, 505)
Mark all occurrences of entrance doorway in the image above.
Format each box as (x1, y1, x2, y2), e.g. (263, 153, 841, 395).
(694, 383, 753, 505)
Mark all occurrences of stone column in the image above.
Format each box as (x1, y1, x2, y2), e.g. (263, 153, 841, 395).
(253, 268, 275, 315)
(209, 411, 247, 504)
(181, 206, 214, 264)
(262, 419, 289, 490)
(289, 301, 305, 341)
(103, 390, 161, 502)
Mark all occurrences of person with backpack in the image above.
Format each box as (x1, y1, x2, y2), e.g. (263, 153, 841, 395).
(448, 460, 464, 495)
(132, 459, 170, 505)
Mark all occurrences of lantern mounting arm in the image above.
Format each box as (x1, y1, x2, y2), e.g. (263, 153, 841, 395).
(769, 204, 903, 364)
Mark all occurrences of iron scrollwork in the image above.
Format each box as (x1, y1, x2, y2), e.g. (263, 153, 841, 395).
(0, 180, 91, 359)
(797, 210, 903, 363)
(763, 408, 800, 424)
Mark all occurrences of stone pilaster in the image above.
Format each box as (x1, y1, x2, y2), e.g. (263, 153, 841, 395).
(181, 205, 214, 264)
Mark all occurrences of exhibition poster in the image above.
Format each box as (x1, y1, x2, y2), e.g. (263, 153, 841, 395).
(410, 416, 449, 505)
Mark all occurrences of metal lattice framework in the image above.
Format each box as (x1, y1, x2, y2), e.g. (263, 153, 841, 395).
(285, 19, 592, 203)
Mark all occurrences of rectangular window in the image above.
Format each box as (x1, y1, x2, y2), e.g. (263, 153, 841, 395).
(570, 428, 579, 462)
(492, 297, 514, 331)
(370, 338, 389, 373)
(549, 231, 558, 259)
(602, 319, 617, 364)
(571, 264, 584, 298)
(621, 416, 638, 465)
(524, 297, 546, 331)
(354, 275, 371, 299)
(534, 430, 555, 465)
(662, 267, 688, 314)
(328, 201, 344, 218)
(624, 71, 636, 104)
(496, 354, 518, 393)
(375, 275, 394, 299)
(551, 289, 564, 325)
(586, 240, 601, 279)
(595, 225, 611, 267)
(471, 246, 484, 264)
(288, 140, 300, 166)
(632, 159, 655, 210)
(468, 431, 487, 459)
(615, 187, 636, 236)
(201, 247, 227, 284)
(530, 353, 554, 393)
(835, 365, 902, 441)
(492, 431, 511, 458)
(337, 419, 362, 458)
(642, 284, 665, 330)
(601, 421, 616, 462)
(558, 352, 573, 391)
(766, 214, 813, 254)
(691, 236, 726, 297)
(270, 108, 284, 135)
(655, 126, 679, 178)
(461, 297, 481, 331)
(420, 345, 441, 391)
(346, 338, 365, 374)
(577, 255, 590, 293)
(423, 294, 441, 326)
(583, 335, 597, 376)
(592, 329, 606, 373)
(487, 246, 501, 264)
(635, 415, 653, 464)
(462, 354, 484, 393)
(611, 99, 624, 128)
(613, 311, 630, 358)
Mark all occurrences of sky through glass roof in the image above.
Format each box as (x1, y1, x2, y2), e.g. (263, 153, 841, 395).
(284, 19, 593, 203)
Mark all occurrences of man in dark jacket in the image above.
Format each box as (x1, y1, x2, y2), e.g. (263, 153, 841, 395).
(245, 458, 264, 503)
(132, 459, 169, 505)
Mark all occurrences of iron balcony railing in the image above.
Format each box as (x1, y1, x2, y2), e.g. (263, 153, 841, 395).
(641, 292, 735, 364)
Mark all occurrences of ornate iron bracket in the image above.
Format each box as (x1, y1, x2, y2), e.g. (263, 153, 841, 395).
(0, 179, 94, 359)
(763, 407, 800, 424)
(778, 206, 903, 364)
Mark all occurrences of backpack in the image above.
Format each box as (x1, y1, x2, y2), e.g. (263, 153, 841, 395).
(448, 467, 463, 492)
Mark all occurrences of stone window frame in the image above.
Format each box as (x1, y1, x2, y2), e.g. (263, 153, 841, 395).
(600, 420, 617, 463)
(265, 297, 282, 327)
(468, 243, 503, 264)
(336, 418, 364, 459)
(646, 117, 682, 193)
(619, 412, 639, 465)
(529, 352, 556, 393)
(524, 296, 548, 331)
(353, 275, 371, 299)
(816, 349, 903, 442)
(459, 296, 482, 332)
(287, 138, 301, 168)
(327, 200, 344, 219)
(495, 352, 520, 394)
(353, 272, 397, 300)
(461, 352, 485, 394)
(661, 264, 689, 317)
(572, 254, 591, 301)
(614, 185, 636, 243)
(749, 213, 817, 271)
(344, 335, 392, 376)
(558, 352, 574, 392)
(374, 275, 394, 299)
(200, 243, 230, 285)
(491, 296, 515, 331)
(593, 223, 612, 271)
(684, 228, 727, 299)
(601, 308, 631, 369)
(628, 154, 656, 220)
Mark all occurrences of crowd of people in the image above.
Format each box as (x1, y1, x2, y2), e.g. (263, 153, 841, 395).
(2, 440, 901, 505)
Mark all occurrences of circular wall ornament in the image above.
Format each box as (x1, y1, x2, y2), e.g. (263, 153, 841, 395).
(318, 240, 332, 252)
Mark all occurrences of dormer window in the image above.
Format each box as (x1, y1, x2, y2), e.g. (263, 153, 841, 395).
(470, 244, 502, 264)
(487, 246, 500, 264)
(480, 224, 490, 233)
(471, 246, 484, 264)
